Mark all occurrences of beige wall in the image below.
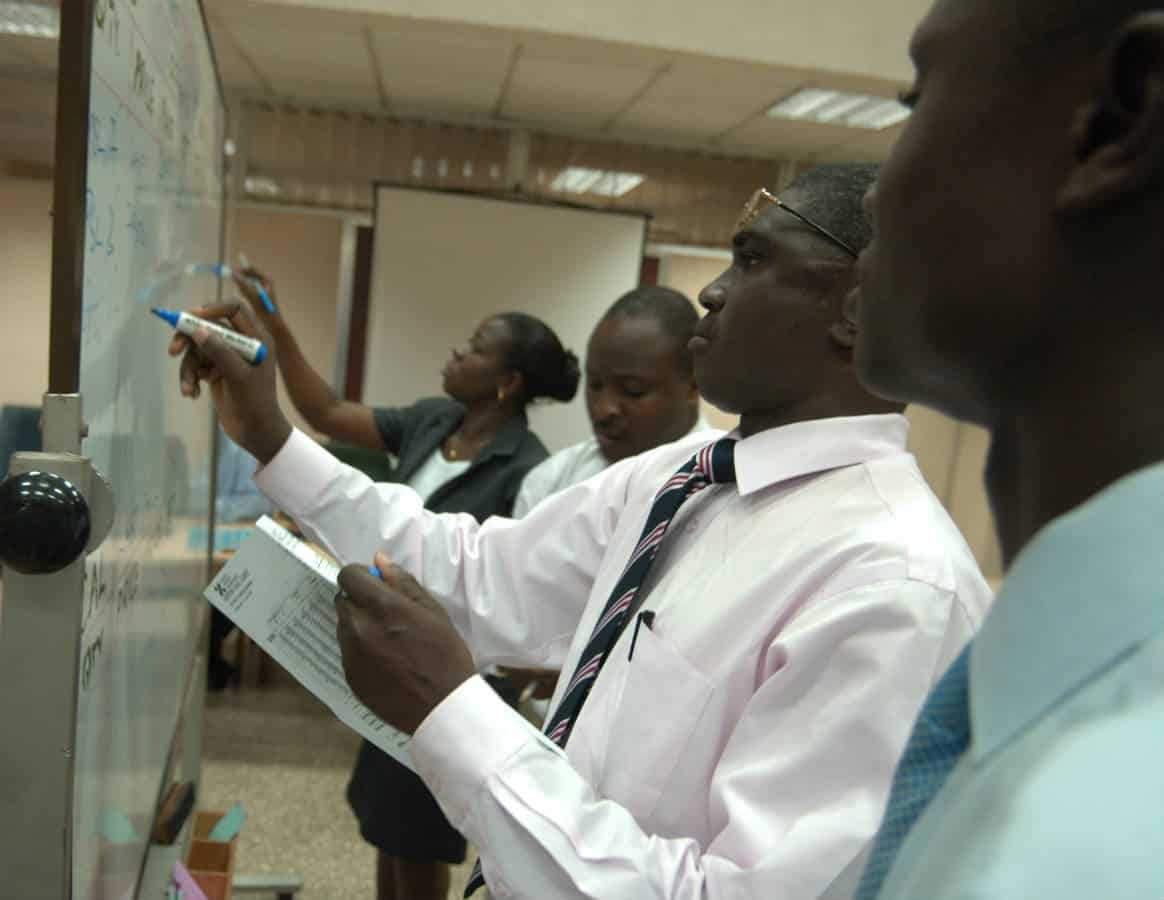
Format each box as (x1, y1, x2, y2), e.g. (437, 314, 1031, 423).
(656, 250, 738, 432)
(0, 177, 53, 409)
(906, 408, 1001, 583)
(229, 206, 345, 438)
(0, 189, 346, 435)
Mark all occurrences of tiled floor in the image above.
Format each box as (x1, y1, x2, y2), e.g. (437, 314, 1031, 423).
(200, 668, 475, 900)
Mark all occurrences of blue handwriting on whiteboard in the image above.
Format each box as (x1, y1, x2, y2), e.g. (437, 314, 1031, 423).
(103, 206, 116, 257)
(106, 114, 120, 156)
(126, 209, 147, 249)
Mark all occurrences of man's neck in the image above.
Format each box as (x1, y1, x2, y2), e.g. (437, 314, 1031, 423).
(986, 334, 1164, 567)
(738, 393, 900, 439)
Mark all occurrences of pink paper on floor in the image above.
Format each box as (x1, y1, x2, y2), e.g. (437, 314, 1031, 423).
(173, 862, 209, 900)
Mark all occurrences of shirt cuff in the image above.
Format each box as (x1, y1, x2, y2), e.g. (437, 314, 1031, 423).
(411, 675, 555, 828)
(253, 427, 344, 514)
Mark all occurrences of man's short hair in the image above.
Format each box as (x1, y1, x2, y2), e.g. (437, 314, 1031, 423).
(784, 164, 880, 257)
(602, 286, 699, 377)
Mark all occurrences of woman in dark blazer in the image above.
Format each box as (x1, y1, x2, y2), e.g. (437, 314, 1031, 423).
(235, 268, 580, 900)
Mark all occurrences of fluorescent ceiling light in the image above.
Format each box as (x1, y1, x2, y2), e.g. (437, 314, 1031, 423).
(0, 1, 59, 39)
(244, 176, 280, 196)
(812, 94, 872, 123)
(766, 89, 838, 120)
(550, 166, 645, 198)
(767, 88, 911, 131)
(846, 100, 911, 130)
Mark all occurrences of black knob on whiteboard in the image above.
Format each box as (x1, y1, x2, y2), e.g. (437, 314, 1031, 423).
(0, 471, 92, 574)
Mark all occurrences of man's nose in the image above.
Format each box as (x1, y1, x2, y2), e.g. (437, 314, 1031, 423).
(699, 280, 726, 313)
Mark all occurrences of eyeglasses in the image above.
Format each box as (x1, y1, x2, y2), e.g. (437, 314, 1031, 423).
(736, 188, 859, 259)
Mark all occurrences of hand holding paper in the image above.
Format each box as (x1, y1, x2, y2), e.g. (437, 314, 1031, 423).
(204, 518, 414, 767)
(335, 553, 477, 735)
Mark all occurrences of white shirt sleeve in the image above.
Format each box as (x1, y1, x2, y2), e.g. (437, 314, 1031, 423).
(254, 428, 628, 669)
(410, 579, 970, 900)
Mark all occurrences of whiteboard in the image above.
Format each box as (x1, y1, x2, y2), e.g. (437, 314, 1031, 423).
(70, 0, 222, 896)
(365, 187, 647, 453)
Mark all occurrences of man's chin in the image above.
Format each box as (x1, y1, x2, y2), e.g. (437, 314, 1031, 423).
(595, 432, 626, 460)
(693, 384, 742, 419)
(693, 369, 737, 417)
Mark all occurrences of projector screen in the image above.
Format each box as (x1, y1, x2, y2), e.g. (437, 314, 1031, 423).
(364, 186, 647, 452)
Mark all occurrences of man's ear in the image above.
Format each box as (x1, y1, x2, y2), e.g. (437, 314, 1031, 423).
(828, 280, 860, 353)
(1058, 12, 1164, 214)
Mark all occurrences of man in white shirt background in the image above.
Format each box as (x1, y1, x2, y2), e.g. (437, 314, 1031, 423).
(172, 163, 992, 899)
(513, 286, 706, 517)
(510, 286, 708, 715)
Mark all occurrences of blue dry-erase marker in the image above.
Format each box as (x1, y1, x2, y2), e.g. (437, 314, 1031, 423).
(237, 253, 276, 314)
(368, 566, 383, 579)
(151, 308, 268, 365)
(185, 261, 231, 279)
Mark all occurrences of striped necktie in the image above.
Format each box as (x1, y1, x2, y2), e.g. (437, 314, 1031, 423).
(464, 437, 737, 897)
(855, 643, 972, 900)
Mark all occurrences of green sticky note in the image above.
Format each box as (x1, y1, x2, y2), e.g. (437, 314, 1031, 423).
(207, 802, 246, 841)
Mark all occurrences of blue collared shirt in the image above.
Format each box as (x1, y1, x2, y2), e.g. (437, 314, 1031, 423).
(877, 462, 1164, 899)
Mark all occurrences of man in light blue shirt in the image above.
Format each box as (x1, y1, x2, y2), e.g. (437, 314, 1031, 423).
(851, 0, 1164, 895)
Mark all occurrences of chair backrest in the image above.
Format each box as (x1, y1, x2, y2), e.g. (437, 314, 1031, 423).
(0, 405, 41, 476)
(325, 442, 396, 483)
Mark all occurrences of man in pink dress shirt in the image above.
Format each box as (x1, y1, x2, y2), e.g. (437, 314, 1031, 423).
(172, 165, 991, 900)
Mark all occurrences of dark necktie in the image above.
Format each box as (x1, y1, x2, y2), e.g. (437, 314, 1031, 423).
(854, 643, 972, 900)
(464, 437, 738, 897)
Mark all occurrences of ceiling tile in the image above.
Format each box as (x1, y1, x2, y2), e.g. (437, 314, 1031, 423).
(519, 31, 668, 67)
(647, 57, 801, 106)
(612, 100, 759, 141)
(715, 117, 856, 158)
(810, 123, 905, 162)
(207, 18, 264, 92)
(231, 22, 371, 84)
(610, 57, 806, 142)
(370, 28, 511, 115)
(502, 54, 658, 130)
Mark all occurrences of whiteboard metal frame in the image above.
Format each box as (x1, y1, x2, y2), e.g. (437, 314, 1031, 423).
(10, 0, 228, 895)
(0, 412, 96, 897)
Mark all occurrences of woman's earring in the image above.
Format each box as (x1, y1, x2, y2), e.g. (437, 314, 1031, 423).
(497, 387, 506, 404)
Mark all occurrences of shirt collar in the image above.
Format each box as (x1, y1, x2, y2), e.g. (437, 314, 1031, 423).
(733, 413, 909, 496)
(971, 461, 1164, 762)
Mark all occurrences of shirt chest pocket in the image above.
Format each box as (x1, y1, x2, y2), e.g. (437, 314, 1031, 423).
(591, 624, 715, 820)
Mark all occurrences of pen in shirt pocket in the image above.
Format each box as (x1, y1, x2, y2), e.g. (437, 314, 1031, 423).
(628, 610, 656, 661)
